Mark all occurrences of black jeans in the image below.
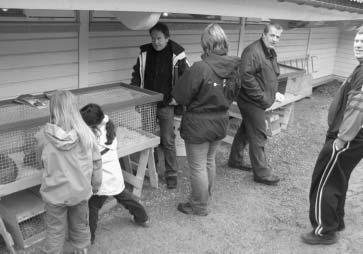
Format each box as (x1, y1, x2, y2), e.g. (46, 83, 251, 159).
(308, 129, 363, 235)
(229, 100, 272, 178)
(88, 189, 148, 239)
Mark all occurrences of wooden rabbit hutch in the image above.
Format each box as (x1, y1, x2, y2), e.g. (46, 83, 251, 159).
(0, 83, 161, 251)
(226, 64, 311, 141)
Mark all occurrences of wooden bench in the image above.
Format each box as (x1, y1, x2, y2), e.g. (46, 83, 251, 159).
(116, 127, 160, 197)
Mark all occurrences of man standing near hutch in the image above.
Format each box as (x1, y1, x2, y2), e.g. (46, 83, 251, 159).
(228, 23, 284, 185)
(301, 26, 363, 245)
(131, 22, 189, 189)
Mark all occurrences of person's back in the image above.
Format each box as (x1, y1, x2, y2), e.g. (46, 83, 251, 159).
(37, 90, 102, 254)
(37, 123, 97, 205)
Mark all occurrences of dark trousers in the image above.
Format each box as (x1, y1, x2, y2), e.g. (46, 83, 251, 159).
(309, 129, 363, 235)
(157, 106, 178, 178)
(88, 189, 148, 239)
(229, 100, 272, 178)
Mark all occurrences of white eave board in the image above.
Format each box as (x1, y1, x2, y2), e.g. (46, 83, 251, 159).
(0, 0, 363, 21)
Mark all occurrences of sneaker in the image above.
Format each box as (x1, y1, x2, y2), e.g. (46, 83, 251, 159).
(301, 231, 337, 245)
(253, 174, 280, 185)
(166, 176, 177, 189)
(132, 217, 151, 228)
(177, 202, 209, 216)
(228, 161, 252, 171)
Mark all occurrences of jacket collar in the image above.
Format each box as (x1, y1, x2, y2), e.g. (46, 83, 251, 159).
(259, 38, 277, 60)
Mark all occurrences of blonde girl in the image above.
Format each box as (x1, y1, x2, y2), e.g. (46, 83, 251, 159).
(36, 90, 102, 254)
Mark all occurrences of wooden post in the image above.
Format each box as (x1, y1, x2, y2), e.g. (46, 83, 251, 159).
(237, 17, 246, 57)
(78, 10, 89, 88)
(305, 28, 312, 74)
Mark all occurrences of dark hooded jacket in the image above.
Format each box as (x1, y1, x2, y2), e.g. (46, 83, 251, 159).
(172, 52, 241, 144)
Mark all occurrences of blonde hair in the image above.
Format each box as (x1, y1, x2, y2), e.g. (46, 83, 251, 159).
(49, 90, 96, 149)
(201, 23, 229, 55)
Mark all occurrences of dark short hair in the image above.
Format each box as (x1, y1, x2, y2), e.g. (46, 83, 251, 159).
(149, 22, 170, 38)
(80, 103, 116, 145)
(263, 23, 283, 34)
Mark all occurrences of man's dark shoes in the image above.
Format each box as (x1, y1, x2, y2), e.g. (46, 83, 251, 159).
(132, 217, 151, 228)
(301, 231, 337, 245)
(254, 174, 280, 185)
(337, 221, 345, 231)
(228, 161, 252, 171)
(177, 202, 208, 216)
(166, 176, 177, 189)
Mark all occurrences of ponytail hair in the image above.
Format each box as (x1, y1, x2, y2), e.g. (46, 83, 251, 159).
(80, 103, 116, 145)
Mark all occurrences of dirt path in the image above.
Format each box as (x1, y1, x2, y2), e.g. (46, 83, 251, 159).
(20, 83, 363, 254)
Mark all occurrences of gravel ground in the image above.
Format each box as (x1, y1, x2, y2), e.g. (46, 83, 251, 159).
(7, 81, 363, 254)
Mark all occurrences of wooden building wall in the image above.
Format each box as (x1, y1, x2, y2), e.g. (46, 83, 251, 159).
(0, 30, 79, 99)
(308, 27, 339, 80)
(88, 23, 241, 86)
(0, 20, 349, 100)
(334, 30, 357, 78)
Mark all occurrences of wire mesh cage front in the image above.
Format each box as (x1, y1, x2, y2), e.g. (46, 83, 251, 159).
(0, 84, 160, 188)
(0, 126, 42, 186)
(19, 213, 45, 241)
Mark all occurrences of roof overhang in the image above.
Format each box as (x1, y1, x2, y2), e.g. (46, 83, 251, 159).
(0, 0, 363, 21)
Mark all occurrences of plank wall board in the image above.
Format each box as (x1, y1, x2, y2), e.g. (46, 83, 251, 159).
(334, 30, 358, 78)
(87, 22, 241, 86)
(308, 27, 339, 79)
(0, 20, 347, 99)
(240, 25, 310, 63)
(0, 31, 78, 100)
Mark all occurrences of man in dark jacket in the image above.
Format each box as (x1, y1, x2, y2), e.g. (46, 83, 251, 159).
(130, 22, 189, 189)
(301, 26, 363, 245)
(228, 23, 283, 185)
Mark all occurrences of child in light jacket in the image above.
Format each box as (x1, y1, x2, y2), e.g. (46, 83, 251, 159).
(80, 103, 149, 244)
(36, 90, 102, 254)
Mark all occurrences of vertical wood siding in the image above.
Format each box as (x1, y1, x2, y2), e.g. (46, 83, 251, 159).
(240, 25, 310, 63)
(0, 32, 78, 100)
(0, 21, 344, 99)
(308, 27, 339, 79)
(88, 22, 241, 86)
(334, 30, 357, 78)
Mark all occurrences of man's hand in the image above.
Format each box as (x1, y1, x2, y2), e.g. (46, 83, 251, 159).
(275, 92, 285, 102)
(169, 98, 178, 106)
(333, 138, 346, 151)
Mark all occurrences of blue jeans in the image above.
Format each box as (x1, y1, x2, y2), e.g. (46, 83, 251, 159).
(185, 140, 221, 213)
(42, 200, 90, 254)
(157, 106, 177, 178)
